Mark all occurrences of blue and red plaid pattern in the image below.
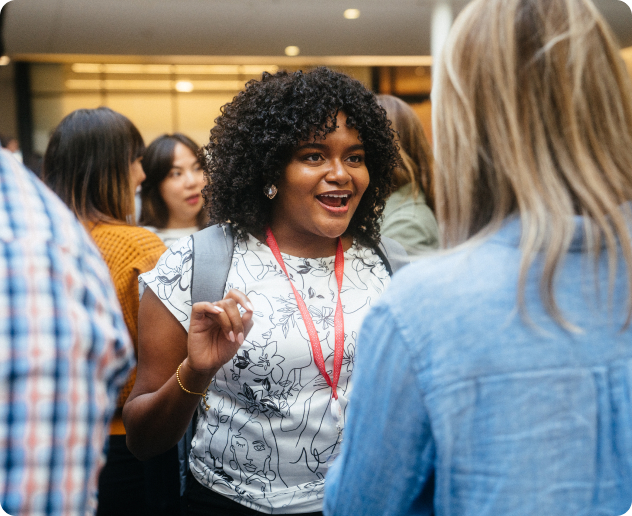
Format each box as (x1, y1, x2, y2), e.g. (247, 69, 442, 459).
(0, 150, 135, 516)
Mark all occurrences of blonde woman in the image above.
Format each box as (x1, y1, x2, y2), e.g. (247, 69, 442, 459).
(324, 0, 632, 515)
(377, 94, 439, 255)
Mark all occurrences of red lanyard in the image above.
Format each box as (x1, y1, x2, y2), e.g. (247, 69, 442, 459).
(265, 227, 345, 400)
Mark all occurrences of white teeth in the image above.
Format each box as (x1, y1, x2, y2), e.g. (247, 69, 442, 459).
(320, 193, 350, 198)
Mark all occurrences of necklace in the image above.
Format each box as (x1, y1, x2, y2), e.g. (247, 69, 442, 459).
(265, 227, 346, 431)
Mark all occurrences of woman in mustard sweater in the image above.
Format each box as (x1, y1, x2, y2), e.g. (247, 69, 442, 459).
(42, 107, 168, 515)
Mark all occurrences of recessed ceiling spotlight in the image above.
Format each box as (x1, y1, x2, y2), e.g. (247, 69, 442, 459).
(175, 80, 194, 93)
(0, 56, 11, 66)
(343, 9, 360, 19)
(285, 46, 300, 57)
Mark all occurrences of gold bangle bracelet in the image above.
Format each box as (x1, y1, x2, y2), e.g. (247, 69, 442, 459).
(176, 362, 210, 411)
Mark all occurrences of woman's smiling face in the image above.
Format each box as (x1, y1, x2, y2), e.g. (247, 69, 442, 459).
(269, 112, 370, 253)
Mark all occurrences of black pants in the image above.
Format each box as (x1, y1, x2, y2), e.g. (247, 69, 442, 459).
(185, 475, 323, 516)
(97, 435, 181, 516)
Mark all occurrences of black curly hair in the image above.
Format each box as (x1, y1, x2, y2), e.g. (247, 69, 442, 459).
(202, 67, 399, 247)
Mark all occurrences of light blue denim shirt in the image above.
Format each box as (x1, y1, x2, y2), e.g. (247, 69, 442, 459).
(324, 217, 632, 516)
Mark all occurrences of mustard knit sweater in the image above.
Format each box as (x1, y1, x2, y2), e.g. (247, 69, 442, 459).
(89, 222, 166, 425)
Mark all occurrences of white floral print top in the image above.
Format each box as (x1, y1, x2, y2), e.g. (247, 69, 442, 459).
(139, 233, 390, 514)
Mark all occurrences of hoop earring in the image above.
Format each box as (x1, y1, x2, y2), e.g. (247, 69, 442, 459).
(264, 184, 278, 199)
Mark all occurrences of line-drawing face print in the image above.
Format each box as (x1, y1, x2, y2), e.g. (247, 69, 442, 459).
(619, 0, 632, 14)
(227, 411, 280, 493)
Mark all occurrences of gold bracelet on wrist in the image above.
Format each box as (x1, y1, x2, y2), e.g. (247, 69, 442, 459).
(176, 362, 210, 411)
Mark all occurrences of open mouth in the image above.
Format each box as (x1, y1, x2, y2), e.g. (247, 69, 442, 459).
(315, 193, 351, 209)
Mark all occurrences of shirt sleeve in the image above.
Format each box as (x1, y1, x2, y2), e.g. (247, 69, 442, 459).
(138, 235, 194, 331)
(323, 303, 435, 516)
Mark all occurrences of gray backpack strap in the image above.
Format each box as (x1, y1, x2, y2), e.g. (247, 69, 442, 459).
(374, 236, 409, 276)
(178, 223, 234, 497)
(191, 224, 234, 304)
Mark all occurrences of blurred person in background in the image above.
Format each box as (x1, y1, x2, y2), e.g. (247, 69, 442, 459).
(0, 148, 134, 515)
(123, 67, 403, 516)
(0, 134, 44, 176)
(377, 94, 439, 255)
(324, 0, 632, 514)
(0, 133, 23, 163)
(140, 133, 208, 247)
(42, 107, 167, 516)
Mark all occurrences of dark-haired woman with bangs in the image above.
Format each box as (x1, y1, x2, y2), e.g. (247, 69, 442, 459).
(123, 68, 403, 515)
(42, 107, 167, 515)
(140, 133, 207, 247)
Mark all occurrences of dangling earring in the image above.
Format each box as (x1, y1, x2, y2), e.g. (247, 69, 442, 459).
(203, 147, 212, 166)
(264, 184, 278, 199)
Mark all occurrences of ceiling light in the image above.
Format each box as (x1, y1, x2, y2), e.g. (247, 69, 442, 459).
(72, 63, 101, 73)
(107, 64, 171, 74)
(65, 79, 245, 92)
(175, 80, 194, 92)
(0, 56, 11, 66)
(285, 46, 300, 57)
(66, 79, 173, 90)
(175, 64, 279, 75)
(70, 63, 280, 76)
(343, 9, 360, 19)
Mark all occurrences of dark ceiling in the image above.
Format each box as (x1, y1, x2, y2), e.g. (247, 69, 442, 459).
(2, 0, 632, 60)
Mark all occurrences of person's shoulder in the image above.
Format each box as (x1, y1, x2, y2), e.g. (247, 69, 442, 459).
(93, 222, 160, 241)
(381, 236, 519, 318)
(90, 223, 167, 276)
(349, 240, 384, 259)
(0, 150, 100, 252)
(92, 223, 166, 252)
(165, 233, 194, 254)
(145, 234, 193, 274)
(0, 151, 127, 310)
(387, 245, 470, 289)
(384, 193, 435, 228)
(378, 251, 449, 318)
(129, 225, 167, 252)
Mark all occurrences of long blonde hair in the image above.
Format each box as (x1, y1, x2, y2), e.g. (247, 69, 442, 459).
(433, 0, 632, 329)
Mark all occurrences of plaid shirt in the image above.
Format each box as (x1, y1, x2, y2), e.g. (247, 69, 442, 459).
(0, 150, 135, 515)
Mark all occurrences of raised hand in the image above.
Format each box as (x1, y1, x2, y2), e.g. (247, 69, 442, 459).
(185, 289, 254, 380)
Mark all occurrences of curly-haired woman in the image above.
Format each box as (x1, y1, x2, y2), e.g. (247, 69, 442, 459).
(123, 67, 403, 515)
